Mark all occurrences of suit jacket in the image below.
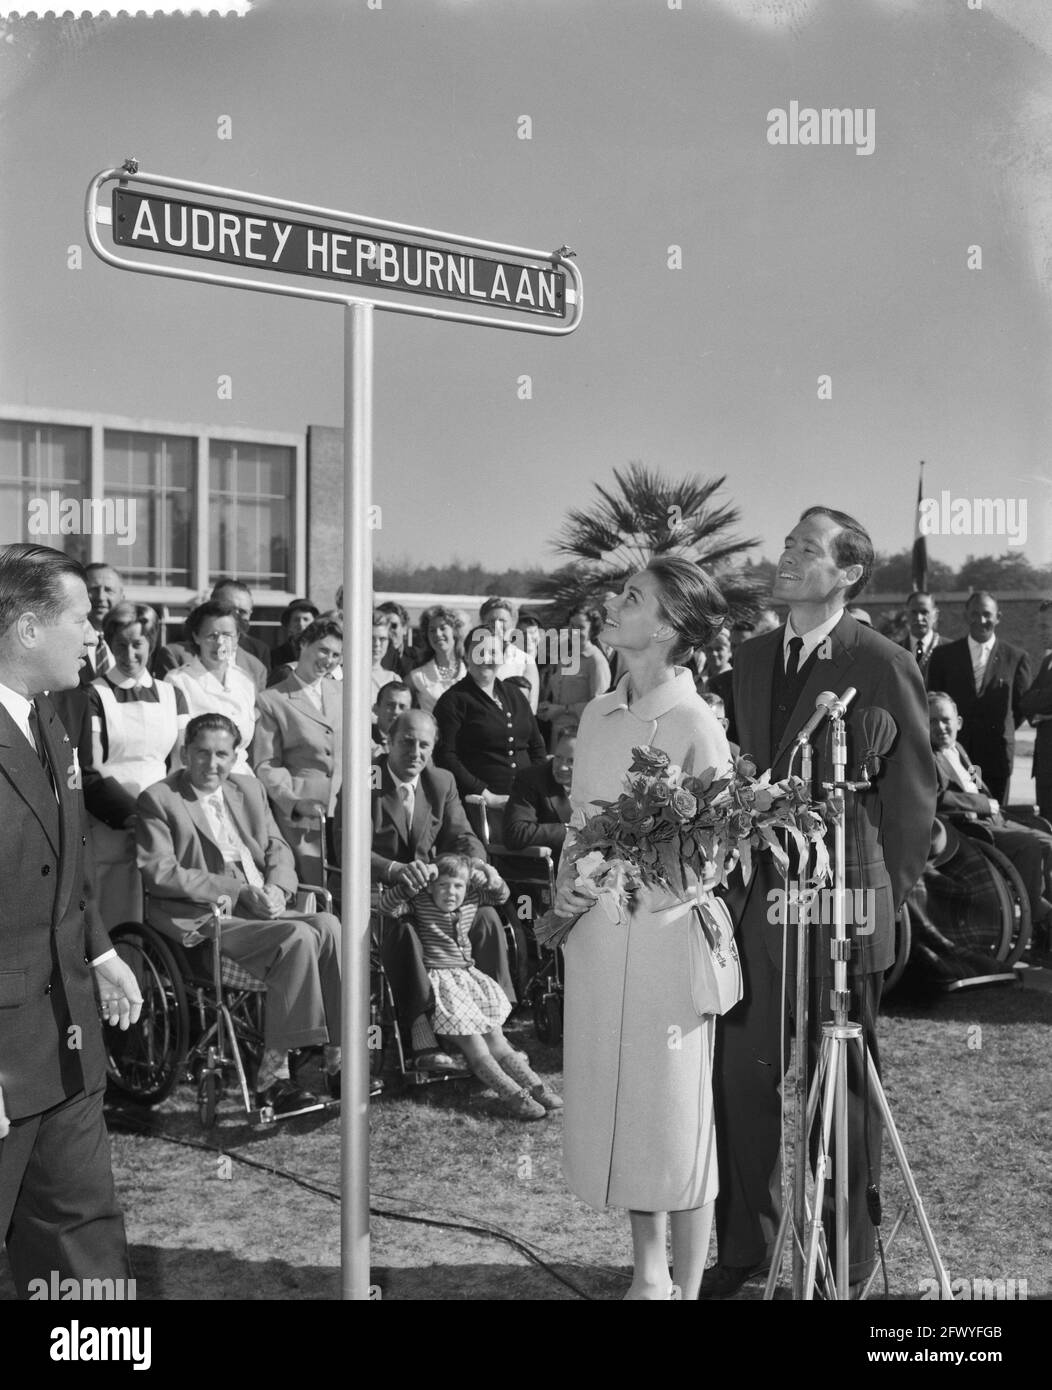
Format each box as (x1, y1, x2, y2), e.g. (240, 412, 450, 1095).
(0, 697, 112, 1119)
(1020, 651, 1052, 783)
(731, 613, 937, 974)
(252, 672, 341, 823)
(135, 770, 298, 943)
(899, 632, 944, 679)
(927, 636, 1031, 785)
(433, 675, 546, 797)
(370, 757, 484, 882)
(503, 760, 570, 853)
(933, 743, 1002, 818)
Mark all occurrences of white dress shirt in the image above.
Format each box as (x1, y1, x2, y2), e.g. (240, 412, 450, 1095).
(783, 608, 845, 670)
(967, 634, 995, 693)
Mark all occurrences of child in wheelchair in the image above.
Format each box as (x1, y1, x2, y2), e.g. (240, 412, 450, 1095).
(378, 854, 561, 1120)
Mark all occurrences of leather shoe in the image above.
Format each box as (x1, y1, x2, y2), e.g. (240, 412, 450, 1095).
(324, 1071, 383, 1100)
(255, 1078, 321, 1116)
(697, 1262, 769, 1300)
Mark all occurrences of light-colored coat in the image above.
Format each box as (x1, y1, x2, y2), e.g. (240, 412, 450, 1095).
(252, 674, 342, 884)
(560, 668, 732, 1212)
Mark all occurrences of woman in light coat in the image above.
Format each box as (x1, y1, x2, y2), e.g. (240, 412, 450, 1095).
(252, 618, 343, 885)
(553, 556, 733, 1300)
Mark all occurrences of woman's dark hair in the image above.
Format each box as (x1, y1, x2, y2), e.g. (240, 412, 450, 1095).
(0, 543, 85, 638)
(644, 556, 728, 665)
(799, 506, 874, 600)
(280, 598, 320, 629)
(102, 601, 161, 652)
(185, 711, 242, 749)
(416, 604, 464, 665)
(299, 618, 343, 650)
(185, 599, 239, 654)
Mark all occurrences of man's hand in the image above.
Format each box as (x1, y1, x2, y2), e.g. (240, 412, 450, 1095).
(94, 955, 144, 1030)
(238, 885, 282, 919)
(262, 883, 287, 913)
(0, 1083, 9, 1140)
(471, 861, 503, 892)
(293, 799, 326, 824)
(392, 859, 434, 892)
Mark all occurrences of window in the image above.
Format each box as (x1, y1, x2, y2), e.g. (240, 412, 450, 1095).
(0, 421, 91, 563)
(209, 440, 293, 593)
(103, 430, 194, 586)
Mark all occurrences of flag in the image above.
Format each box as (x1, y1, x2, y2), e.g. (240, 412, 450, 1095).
(911, 461, 927, 592)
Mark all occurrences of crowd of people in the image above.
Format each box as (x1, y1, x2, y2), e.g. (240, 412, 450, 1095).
(3, 534, 1050, 1302)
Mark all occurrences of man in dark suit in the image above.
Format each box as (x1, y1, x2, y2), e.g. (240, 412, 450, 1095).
(702, 507, 936, 1299)
(136, 712, 341, 1114)
(927, 592, 1031, 804)
(0, 543, 143, 1298)
(1020, 600, 1052, 822)
(503, 733, 575, 857)
(372, 709, 514, 1069)
(929, 692, 1052, 928)
(901, 590, 944, 679)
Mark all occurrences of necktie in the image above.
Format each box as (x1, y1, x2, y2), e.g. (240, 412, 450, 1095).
(208, 791, 264, 888)
(27, 706, 57, 797)
(94, 638, 112, 676)
(399, 781, 415, 825)
(785, 636, 803, 682)
(973, 649, 986, 694)
(915, 641, 924, 661)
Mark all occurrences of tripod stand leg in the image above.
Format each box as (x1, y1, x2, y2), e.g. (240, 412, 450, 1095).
(803, 1035, 838, 1297)
(835, 1033, 851, 1300)
(864, 1046, 953, 1299)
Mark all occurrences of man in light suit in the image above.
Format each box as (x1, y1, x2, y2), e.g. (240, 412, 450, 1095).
(929, 692, 1052, 927)
(1020, 599, 1052, 822)
(0, 543, 143, 1299)
(136, 712, 341, 1114)
(927, 592, 1031, 804)
(372, 710, 515, 1069)
(703, 507, 936, 1298)
(901, 590, 944, 679)
(253, 619, 343, 886)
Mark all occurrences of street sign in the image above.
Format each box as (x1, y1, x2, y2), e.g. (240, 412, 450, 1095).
(111, 187, 568, 318)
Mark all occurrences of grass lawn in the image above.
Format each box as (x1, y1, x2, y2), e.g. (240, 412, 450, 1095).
(2, 976, 1050, 1302)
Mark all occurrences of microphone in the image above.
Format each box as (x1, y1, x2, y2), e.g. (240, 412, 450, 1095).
(792, 688, 857, 746)
(856, 706, 898, 781)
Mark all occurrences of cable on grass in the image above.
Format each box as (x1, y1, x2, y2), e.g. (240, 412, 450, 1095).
(108, 1106, 604, 1300)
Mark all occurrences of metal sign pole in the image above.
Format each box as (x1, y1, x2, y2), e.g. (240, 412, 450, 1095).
(342, 301, 374, 1300)
(85, 162, 582, 1307)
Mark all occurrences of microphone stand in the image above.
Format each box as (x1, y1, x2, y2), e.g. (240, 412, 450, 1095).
(765, 707, 953, 1300)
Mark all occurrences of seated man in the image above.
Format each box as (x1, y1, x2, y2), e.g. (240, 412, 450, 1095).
(503, 732, 575, 859)
(372, 680, 413, 759)
(372, 709, 515, 1071)
(929, 692, 1052, 933)
(136, 712, 342, 1115)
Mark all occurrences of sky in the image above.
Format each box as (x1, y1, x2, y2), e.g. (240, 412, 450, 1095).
(1, 0, 1051, 577)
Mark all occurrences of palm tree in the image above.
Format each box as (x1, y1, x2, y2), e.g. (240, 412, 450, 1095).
(529, 463, 763, 622)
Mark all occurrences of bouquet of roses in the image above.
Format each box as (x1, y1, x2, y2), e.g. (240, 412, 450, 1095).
(535, 745, 830, 949)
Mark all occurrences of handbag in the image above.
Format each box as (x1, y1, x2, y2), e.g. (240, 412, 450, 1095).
(687, 897, 743, 1017)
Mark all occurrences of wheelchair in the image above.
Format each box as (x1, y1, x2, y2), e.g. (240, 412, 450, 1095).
(886, 816, 1035, 996)
(463, 796, 565, 1046)
(105, 883, 339, 1128)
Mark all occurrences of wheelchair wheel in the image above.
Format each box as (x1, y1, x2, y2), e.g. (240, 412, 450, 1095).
(505, 918, 531, 1006)
(197, 1050, 222, 1129)
(107, 922, 190, 1105)
(972, 841, 1032, 966)
(883, 900, 912, 996)
(532, 989, 563, 1046)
